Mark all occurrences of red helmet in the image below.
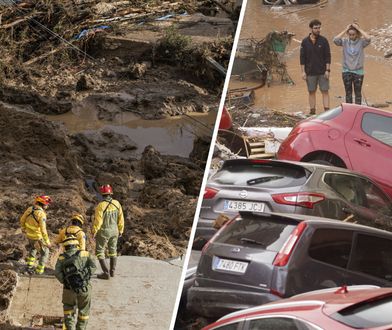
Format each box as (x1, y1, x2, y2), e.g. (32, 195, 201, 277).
(35, 195, 52, 205)
(99, 184, 113, 195)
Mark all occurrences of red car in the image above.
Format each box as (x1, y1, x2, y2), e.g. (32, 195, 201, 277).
(203, 285, 392, 330)
(219, 107, 232, 130)
(277, 104, 392, 198)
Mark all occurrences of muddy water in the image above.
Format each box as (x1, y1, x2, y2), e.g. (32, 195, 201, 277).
(47, 109, 216, 157)
(231, 0, 392, 113)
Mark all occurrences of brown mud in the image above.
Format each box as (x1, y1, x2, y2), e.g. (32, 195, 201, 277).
(0, 0, 241, 325)
(232, 0, 392, 114)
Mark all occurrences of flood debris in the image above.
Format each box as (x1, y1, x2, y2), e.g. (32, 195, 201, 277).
(370, 24, 392, 58)
(0, 0, 235, 119)
(0, 270, 17, 325)
(0, 3, 240, 325)
(232, 31, 295, 86)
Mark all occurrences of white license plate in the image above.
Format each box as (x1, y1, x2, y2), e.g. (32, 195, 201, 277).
(215, 258, 248, 274)
(223, 200, 265, 212)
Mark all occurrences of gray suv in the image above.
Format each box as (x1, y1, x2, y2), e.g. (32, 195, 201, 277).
(196, 159, 392, 243)
(188, 212, 392, 318)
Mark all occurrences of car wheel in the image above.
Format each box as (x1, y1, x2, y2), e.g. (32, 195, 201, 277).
(305, 153, 346, 168)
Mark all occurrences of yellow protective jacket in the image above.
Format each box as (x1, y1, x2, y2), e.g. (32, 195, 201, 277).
(93, 197, 124, 237)
(20, 205, 50, 245)
(55, 225, 86, 251)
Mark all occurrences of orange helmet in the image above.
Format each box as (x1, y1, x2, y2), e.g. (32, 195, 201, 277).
(35, 195, 52, 205)
(99, 184, 113, 195)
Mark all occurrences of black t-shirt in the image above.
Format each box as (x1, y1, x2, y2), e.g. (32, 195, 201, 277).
(300, 34, 331, 75)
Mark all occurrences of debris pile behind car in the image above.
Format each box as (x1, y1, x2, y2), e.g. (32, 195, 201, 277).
(370, 23, 392, 58)
(232, 31, 294, 85)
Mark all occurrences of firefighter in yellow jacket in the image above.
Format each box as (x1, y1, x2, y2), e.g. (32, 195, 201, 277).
(93, 184, 124, 280)
(55, 214, 86, 251)
(20, 195, 52, 275)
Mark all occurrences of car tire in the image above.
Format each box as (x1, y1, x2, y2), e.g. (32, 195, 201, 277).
(305, 153, 346, 168)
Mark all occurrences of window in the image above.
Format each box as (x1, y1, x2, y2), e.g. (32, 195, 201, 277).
(214, 322, 241, 330)
(215, 216, 296, 252)
(324, 173, 365, 205)
(211, 162, 308, 188)
(248, 317, 318, 330)
(309, 228, 353, 268)
(331, 296, 392, 328)
(349, 234, 392, 281)
(324, 173, 391, 211)
(361, 179, 391, 211)
(362, 112, 392, 147)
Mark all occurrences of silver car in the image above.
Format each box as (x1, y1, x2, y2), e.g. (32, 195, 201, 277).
(196, 159, 392, 243)
(188, 212, 392, 319)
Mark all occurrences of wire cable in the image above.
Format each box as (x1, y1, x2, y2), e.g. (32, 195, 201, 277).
(8, 0, 95, 61)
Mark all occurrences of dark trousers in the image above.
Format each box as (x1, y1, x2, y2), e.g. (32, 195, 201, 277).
(342, 72, 364, 105)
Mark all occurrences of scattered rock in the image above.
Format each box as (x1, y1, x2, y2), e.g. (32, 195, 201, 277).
(76, 75, 96, 91)
(128, 63, 147, 79)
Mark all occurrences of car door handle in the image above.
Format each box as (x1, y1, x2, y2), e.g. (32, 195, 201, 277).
(353, 138, 371, 147)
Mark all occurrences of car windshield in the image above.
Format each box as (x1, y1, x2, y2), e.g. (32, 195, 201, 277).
(214, 216, 297, 251)
(211, 163, 308, 188)
(331, 295, 392, 328)
(314, 106, 342, 120)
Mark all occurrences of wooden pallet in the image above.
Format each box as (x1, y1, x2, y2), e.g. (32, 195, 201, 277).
(245, 140, 275, 159)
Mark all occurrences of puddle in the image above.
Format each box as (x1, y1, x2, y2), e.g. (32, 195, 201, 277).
(47, 107, 216, 158)
(231, 0, 392, 113)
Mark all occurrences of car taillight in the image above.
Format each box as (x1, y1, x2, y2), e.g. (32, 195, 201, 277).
(201, 217, 236, 255)
(204, 187, 218, 199)
(272, 192, 325, 209)
(273, 222, 307, 267)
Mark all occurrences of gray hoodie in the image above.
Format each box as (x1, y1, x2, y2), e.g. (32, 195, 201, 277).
(333, 37, 371, 72)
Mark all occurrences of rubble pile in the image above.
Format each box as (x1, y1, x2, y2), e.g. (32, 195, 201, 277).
(230, 106, 303, 128)
(234, 31, 294, 84)
(0, 103, 209, 267)
(0, 270, 17, 325)
(370, 24, 392, 57)
(0, 0, 235, 118)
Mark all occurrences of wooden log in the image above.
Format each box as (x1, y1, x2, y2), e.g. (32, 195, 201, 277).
(23, 46, 65, 66)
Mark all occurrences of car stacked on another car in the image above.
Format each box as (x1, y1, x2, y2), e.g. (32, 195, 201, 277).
(203, 285, 392, 330)
(188, 212, 392, 319)
(196, 159, 392, 243)
(277, 104, 392, 198)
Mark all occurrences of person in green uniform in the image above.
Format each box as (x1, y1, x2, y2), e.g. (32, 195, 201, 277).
(93, 184, 124, 280)
(55, 235, 96, 330)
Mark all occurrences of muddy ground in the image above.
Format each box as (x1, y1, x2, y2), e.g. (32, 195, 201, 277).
(0, 0, 240, 326)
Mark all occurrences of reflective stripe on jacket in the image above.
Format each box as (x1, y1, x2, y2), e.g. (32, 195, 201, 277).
(20, 205, 50, 244)
(93, 198, 124, 236)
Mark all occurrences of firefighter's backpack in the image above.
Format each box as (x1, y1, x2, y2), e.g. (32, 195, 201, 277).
(62, 251, 89, 293)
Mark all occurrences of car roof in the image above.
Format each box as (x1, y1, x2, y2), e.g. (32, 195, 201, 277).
(341, 103, 392, 117)
(217, 286, 392, 323)
(239, 211, 392, 237)
(287, 286, 392, 315)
